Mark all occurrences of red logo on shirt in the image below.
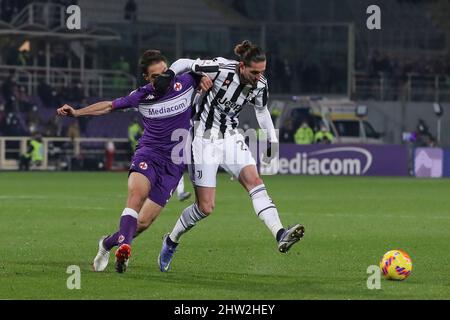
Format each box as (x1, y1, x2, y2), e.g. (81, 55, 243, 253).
(174, 82, 183, 91)
(139, 162, 148, 170)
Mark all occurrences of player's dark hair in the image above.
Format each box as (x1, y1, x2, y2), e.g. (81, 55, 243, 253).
(234, 40, 266, 66)
(139, 50, 167, 75)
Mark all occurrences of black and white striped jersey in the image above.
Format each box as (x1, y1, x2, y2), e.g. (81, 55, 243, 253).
(172, 57, 269, 138)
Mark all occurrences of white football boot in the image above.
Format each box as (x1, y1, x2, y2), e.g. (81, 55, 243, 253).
(93, 236, 110, 271)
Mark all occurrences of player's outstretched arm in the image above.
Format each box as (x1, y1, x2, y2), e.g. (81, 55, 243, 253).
(153, 58, 218, 96)
(170, 58, 220, 77)
(57, 101, 113, 117)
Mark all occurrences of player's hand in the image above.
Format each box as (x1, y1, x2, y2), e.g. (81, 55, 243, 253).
(199, 76, 213, 92)
(57, 104, 78, 117)
(153, 69, 175, 96)
(261, 141, 279, 165)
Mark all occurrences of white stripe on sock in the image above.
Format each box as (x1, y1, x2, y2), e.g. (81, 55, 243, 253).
(249, 184, 283, 239)
(170, 203, 206, 242)
(121, 207, 138, 219)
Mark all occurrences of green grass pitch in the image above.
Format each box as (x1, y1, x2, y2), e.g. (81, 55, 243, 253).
(0, 172, 449, 299)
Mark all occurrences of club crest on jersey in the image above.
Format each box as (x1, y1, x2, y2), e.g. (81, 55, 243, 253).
(118, 235, 125, 243)
(139, 162, 148, 170)
(174, 82, 182, 91)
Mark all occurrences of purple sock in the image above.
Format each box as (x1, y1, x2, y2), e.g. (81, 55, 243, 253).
(118, 213, 138, 246)
(104, 228, 141, 251)
(103, 232, 120, 251)
(102, 208, 138, 250)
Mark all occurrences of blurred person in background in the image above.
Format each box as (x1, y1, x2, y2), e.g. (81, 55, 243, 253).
(294, 120, 314, 145)
(44, 115, 64, 137)
(127, 117, 143, 155)
(105, 140, 116, 171)
(279, 118, 296, 143)
(314, 123, 334, 144)
(175, 176, 191, 202)
(269, 106, 281, 124)
(19, 133, 43, 171)
(67, 119, 80, 142)
(414, 119, 436, 147)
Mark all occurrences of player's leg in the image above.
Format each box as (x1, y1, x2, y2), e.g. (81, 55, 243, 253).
(170, 185, 215, 242)
(238, 164, 305, 253)
(93, 172, 149, 272)
(135, 198, 164, 236)
(238, 164, 282, 237)
(167, 135, 219, 243)
(224, 133, 305, 253)
(159, 136, 219, 271)
(176, 175, 191, 201)
(158, 185, 215, 272)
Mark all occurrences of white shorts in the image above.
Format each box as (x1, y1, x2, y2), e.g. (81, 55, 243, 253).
(188, 132, 257, 187)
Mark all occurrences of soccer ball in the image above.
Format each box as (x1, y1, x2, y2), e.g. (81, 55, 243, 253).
(379, 250, 412, 280)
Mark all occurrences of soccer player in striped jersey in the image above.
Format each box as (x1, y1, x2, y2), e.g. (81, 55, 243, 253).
(57, 50, 211, 273)
(157, 40, 305, 272)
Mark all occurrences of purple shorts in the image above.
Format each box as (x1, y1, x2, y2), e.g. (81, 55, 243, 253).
(129, 147, 184, 207)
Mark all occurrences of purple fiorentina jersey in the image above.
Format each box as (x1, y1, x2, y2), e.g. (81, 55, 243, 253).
(112, 73, 199, 158)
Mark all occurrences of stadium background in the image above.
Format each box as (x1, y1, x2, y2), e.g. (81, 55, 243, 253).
(0, 0, 449, 300)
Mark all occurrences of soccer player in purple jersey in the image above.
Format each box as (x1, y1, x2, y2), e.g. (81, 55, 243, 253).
(57, 50, 211, 273)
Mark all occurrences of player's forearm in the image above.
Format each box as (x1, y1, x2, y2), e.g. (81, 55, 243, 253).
(74, 101, 113, 117)
(255, 108, 278, 143)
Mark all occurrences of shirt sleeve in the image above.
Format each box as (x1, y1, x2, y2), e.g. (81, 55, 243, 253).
(188, 72, 203, 88)
(252, 85, 269, 111)
(111, 83, 154, 110)
(169, 57, 230, 79)
(252, 85, 278, 143)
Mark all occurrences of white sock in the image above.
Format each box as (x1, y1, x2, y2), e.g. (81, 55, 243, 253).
(249, 184, 283, 239)
(169, 203, 206, 242)
(176, 177, 185, 197)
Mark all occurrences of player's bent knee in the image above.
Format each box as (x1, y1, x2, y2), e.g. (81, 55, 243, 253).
(137, 216, 153, 231)
(246, 177, 264, 190)
(198, 202, 214, 215)
(127, 190, 147, 211)
(253, 177, 264, 187)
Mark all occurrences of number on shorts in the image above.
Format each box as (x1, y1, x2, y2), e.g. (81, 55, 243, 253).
(237, 140, 247, 151)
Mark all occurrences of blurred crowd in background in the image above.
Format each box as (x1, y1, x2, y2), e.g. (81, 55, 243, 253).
(0, 0, 448, 147)
(366, 50, 450, 79)
(0, 0, 76, 23)
(0, 70, 87, 137)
